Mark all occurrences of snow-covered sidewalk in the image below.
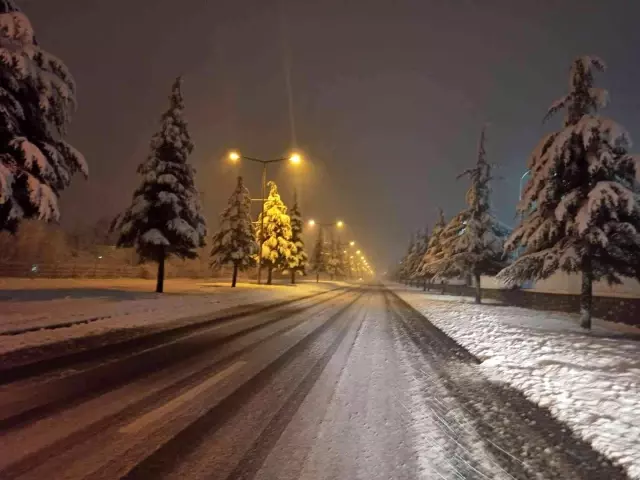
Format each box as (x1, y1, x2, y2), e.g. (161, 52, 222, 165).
(388, 283, 640, 479)
(0, 278, 342, 357)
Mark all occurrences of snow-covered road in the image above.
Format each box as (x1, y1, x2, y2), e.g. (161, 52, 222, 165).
(0, 285, 626, 479)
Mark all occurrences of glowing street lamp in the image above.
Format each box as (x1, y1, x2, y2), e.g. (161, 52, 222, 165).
(308, 219, 345, 230)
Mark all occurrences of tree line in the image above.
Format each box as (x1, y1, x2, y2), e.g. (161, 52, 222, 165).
(0, 2, 361, 291)
(397, 55, 640, 329)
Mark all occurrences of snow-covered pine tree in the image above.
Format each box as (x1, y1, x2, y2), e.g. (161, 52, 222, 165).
(398, 234, 417, 284)
(337, 239, 349, 279)
(310, 227, 326, 282)
(255, 181, 296, 285)
(210, 176, 257, 287)
(288, 191, 308, 284)
(412, 228, 429, 279)
(418, 209, 447, 289)
(411, 226, 430, 289)
(433, 127, 508, 303)
(424, 210, 468, 291)
(114, 77, 206, 293)
(0, 1, 87, 232)
(326, 235, 345, 280)
(499, 56, 640, 328)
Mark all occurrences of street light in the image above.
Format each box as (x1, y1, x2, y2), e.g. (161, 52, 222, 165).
(308, 219, 316, 227)
(349, 241, 355, 247)
(290, 153, 302, 164)
(227, 149, 303, 284)
(336, 220, 344, 228)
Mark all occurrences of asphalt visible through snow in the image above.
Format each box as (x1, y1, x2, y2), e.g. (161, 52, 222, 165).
(0, 285, 628, 479)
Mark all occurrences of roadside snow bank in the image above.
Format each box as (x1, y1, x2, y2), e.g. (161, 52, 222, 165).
(389, 285, 640, 479)
(0, 279, 339, 356)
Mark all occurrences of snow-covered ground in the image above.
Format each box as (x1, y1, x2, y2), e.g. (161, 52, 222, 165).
(388, 284, 640, 479)
(0, 278, 342, 357)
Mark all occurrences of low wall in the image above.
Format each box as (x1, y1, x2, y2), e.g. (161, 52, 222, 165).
(421, 282, 640, 327)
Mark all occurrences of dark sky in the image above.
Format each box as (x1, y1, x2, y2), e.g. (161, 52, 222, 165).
(23, 0, 640, 270)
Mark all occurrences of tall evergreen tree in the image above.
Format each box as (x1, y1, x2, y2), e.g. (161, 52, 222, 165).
(423, 210, 468, 291)
(288, 192, 308, 284)
(0, 1, 87, 232)
(435, 127, 509, 303)
(418, 209, 446, 278)
(398, 234, 417, 284)
(326, 235, 345, 280)
(210, 176, 257, 287)
(409, 228, 429, 279)
(499, 56, 640, 329)
(310, 227, 326, 282)
(411, 226, 430, 289)
(337, 239, 349, 279)
(255, 181, 296, 285)
(114, 77, 206, 293)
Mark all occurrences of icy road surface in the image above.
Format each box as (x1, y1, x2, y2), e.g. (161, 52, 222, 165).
(0, 285, 626, 479)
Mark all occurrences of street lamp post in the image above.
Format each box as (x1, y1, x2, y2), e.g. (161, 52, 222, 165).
(229, 151, 302, 285)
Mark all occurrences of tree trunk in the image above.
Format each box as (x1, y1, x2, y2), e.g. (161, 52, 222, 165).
(423, 279, 427, 291)
(291, 269, 296, 285)
(580, 259, 593, 329)
(441, 280, 446, 294)
(316, 272, 319, 283)
(231, 263, 238, 288)
(474, 273, 481, 304)
(267, 267, 273, 285)
(156, 248, 165, 293)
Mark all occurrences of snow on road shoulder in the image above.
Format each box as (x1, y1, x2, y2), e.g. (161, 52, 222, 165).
(0, 279, 340, 357)
(388, 284, 640, 479)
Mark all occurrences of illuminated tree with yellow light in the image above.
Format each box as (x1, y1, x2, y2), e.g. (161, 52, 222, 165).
(254, 181, 297, 285)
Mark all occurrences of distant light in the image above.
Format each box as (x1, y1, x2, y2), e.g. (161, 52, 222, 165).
(98, 256, 103, 259)
(356, 250, 361, 255)
(336, 220, 344, 228)
(343, 250, 347, 254)
(229, 151, 240, 162)
(349, 241, 355, 247)
(308, 219, 316, 227)
(289, 153, 302, 164)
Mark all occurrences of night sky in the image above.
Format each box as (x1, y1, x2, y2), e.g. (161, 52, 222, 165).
(23, 0, 640, 269)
